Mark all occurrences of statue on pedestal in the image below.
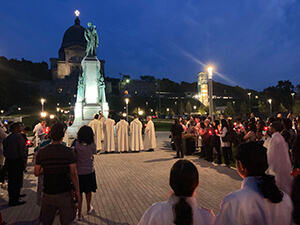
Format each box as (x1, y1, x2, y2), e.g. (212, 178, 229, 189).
(69, 20, 109, 138)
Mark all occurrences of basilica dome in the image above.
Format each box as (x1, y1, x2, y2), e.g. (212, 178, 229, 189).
(59, 17, 86, 60)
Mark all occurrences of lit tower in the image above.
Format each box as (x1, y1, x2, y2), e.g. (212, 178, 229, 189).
(197, 72, 209, 106)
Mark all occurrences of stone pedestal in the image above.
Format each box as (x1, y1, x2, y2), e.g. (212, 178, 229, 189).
(68, 56, 109, 138)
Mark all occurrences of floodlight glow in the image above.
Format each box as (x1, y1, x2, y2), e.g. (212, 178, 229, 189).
(138, 110, 144, 115)
(166, 108, 170, 112)
(41, 112, 47, 118)
(122, 113, 127, 117)
(207, 66, 213, 79)
(268, 99, 272, 104)
(125, 98, 129, 104)
(75, 10, 80, 17)
(50, 114, 55, 119)
(57, 107, 60, 112)
(126, 79, 130, 83)
(18, 108, 21, 111)
(41, 98, 45, 104)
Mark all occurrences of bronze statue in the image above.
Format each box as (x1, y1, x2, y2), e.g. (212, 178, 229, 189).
(84, 22, 99, 57)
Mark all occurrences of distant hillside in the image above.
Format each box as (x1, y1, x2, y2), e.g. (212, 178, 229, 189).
(0, 57, 51, 108)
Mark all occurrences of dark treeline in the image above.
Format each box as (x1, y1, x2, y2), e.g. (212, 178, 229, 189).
(0, 57, 51, 108)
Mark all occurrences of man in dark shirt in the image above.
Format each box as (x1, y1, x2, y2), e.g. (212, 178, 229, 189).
(34, 123, 81, 224)
(3, 122, 26, 206)
(170, 119, 184, 158)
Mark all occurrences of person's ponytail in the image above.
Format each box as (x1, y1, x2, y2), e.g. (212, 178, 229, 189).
(258, 174, 283, 203)
(173, 197, 193, 225)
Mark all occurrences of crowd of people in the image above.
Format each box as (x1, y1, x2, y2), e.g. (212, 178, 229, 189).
(0, 111, 300, 224)
(168, 112, 300, 224)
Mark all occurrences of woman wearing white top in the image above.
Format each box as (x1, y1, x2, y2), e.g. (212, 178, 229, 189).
(138, 160, 215, 225)
(215, 142, 293, 225)
(217, 119, 231, 166)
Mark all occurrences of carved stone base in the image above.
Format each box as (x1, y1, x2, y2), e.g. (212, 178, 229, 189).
(68, 102, 109, 138)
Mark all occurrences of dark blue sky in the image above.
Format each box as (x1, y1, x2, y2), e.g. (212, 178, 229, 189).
(1, 0, 300, 91)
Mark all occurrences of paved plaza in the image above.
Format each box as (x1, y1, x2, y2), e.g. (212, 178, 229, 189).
(0, 132, 242, 224)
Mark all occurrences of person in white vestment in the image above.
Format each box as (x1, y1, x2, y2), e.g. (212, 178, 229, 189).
(115, 117, 129, 152)
(130, 115, 144, 152)
(144, 116, 156, 152)
(138, 159, 215, 225)
(35, 120, 46, 146)
(99, 112, 106, 144)
(267, 121, 293, 197)
(215, 142, 293, 225)
(88, 114, 103, 152)
(104, 114, 116, 153)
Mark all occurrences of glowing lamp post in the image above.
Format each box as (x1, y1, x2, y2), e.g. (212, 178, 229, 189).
(248, 92, 251, 113)
(125, 98, 129, 122)
(41, 98, 45, 111)
(268, 99, 272, 116)
(291, 92, 295, 108)
(207, 66, 214, 122)
(41, 112, 47, 118)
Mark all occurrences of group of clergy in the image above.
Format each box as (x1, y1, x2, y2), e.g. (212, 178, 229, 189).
(88, 113, 156, 153)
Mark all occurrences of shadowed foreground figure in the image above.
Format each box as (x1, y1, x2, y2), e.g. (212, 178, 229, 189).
(215, 142, 293, 225)
(138, 160, 215, 225)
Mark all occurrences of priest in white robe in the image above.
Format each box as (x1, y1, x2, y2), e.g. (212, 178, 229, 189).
(130, 115, 144, 152)
(267, 121, 293, 197)
(144, 116, 156, 152)
(88, 114, 103, 151)
(104, 114, 116, 153)
(116, 117, 129, 152)
(99, 112, 106, 143)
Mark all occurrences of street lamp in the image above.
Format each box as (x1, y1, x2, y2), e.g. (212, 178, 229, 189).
(268, 99, 272, 116)
(41, 98, 45, 111)
(291, 92, 295, 109)
(41, 112, 47, 118)
(125, 98, 129, 122)
(193, 105, 197, 111)
(247, 92, 251, 113)
(207, 66, 214, 122)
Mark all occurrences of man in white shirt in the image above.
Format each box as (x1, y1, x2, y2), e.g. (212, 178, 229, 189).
(35, 121, 46, 146)
(267, 121, 293, 197)
(88, 114, 103, 152)
(104, 114, 116, 153)
(130, 115, 144, 152)
(144, 116, 156, 152)
(115, 117, 129, 152)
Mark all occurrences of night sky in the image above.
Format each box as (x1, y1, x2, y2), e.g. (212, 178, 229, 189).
(1, 0, 300, 91)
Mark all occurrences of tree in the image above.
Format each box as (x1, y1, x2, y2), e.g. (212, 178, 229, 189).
(223, 102, 235, 118)
(258, 100, 269, 116)
(199, 105, 209, 115)
(140, 75, 155, 82)
(240, 102, 249, 116)
(186, 102, 192, 114)
(293, 100, 300, 116)
(179, 102, 185, 115)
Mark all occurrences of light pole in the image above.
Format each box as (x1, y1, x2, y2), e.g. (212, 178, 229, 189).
(248, 92, 251, 113)
(207, 66, 214, 122)
(125, 98, 129, 122)
(291, 92, 295, 109)
(268, 99, 272, 116)
(41, 98, 45, 111)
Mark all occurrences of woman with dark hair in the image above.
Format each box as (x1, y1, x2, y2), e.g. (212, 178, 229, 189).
(217, 119, 231, 166)
(72, 125, 97, 220)
(138, 160, 215, 225)
(243, 122, 256, 142)
(215, 142, 293, 225)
